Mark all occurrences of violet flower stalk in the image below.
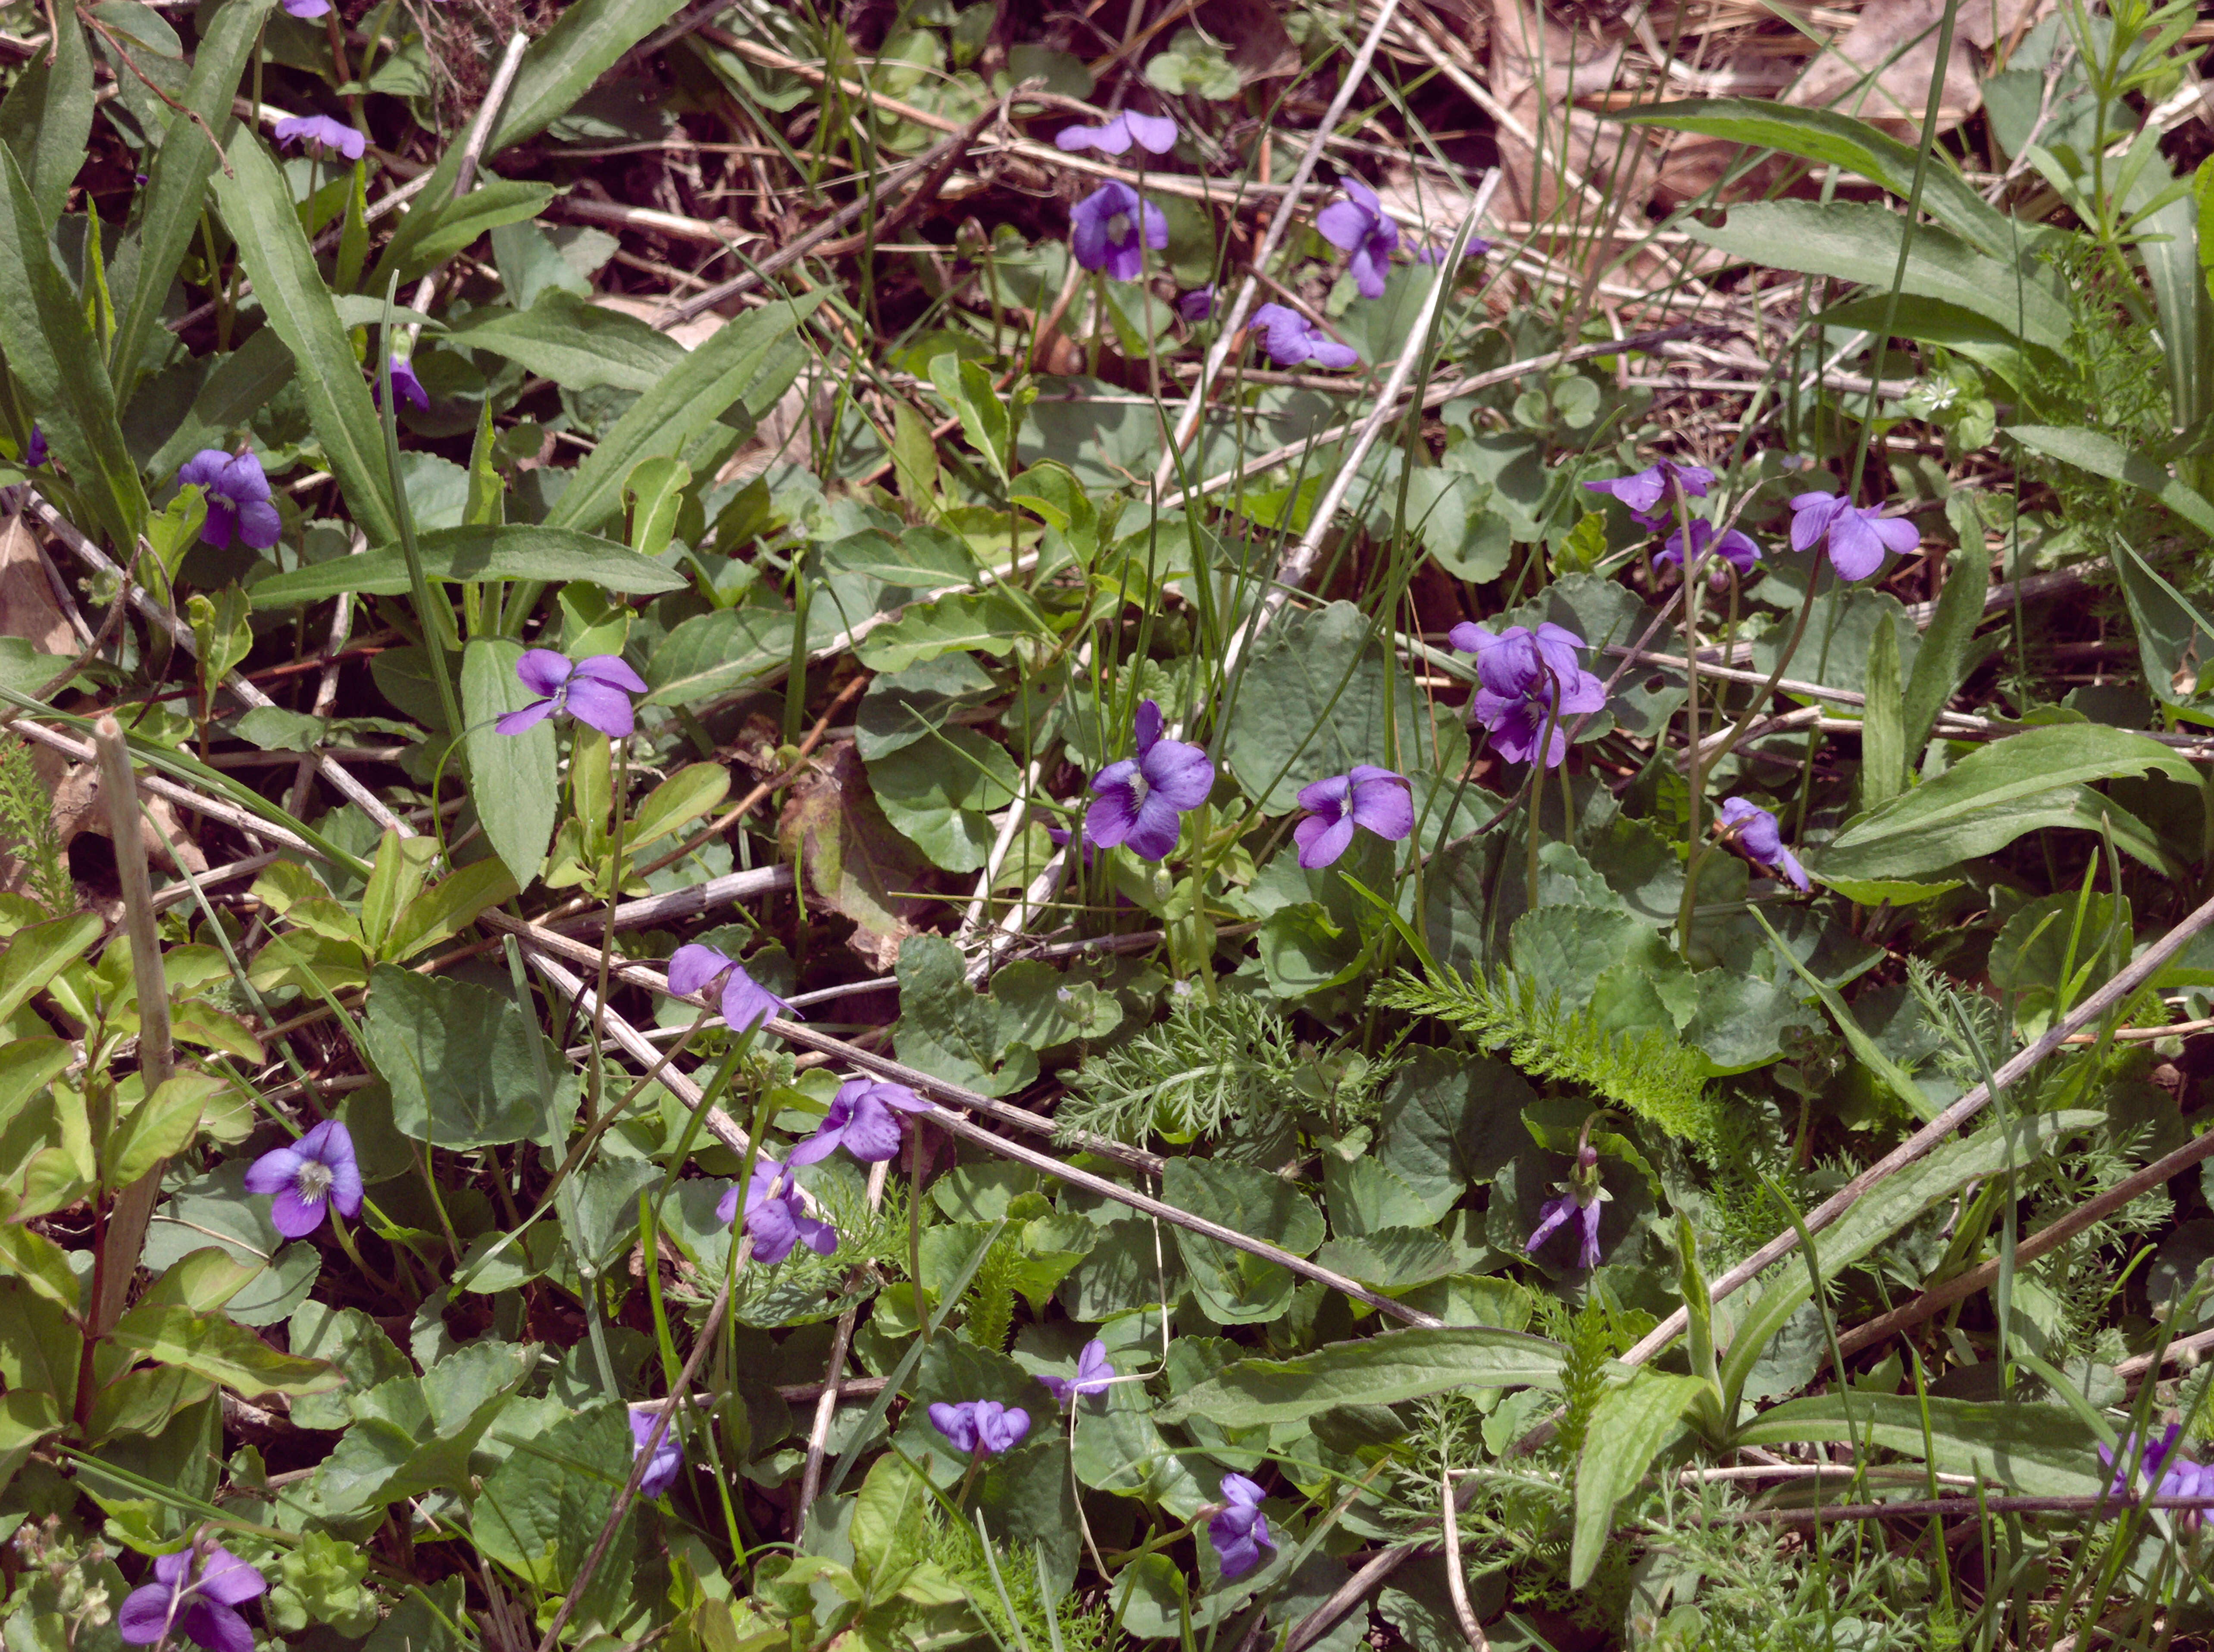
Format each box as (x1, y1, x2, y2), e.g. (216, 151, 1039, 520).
(1656, 518, 1760, 585)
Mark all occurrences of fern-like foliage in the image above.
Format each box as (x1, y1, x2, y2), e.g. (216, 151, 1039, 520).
(961, 1231, 1018, 1353)
(1055, 991, 1309, 1146)
(1371, 966, 1717, 1142)
(0, 735, 70, 914)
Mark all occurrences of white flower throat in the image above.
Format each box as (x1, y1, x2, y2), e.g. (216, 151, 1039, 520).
(296, 1160, 334, 1200)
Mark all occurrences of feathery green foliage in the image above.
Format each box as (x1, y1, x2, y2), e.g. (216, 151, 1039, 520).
(0, 735, 69, 914)
(1372, 966, 1717, 1142)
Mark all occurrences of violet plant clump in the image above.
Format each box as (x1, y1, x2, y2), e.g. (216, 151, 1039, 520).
(176, 450, 281, 551)
(1207, 1474, 1276, 1579)
(1086, 698, 1213, 860)
(929, 1400, 1031, 1455)
(242, 1120, 363, 1237)
(496, 649, 650, 738)
(1451, 622, 1607, 768)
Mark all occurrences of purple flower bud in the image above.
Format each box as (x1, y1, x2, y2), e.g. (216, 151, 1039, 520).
(242, 1119, 364, 1238)
(630, 1407, 685, 1499)
(1655, 517, 1760, 585)
(281, 0, 331, 15)
(23, 425, 45, 469)
(1178, 285, 1215, 322)
(372, 354, 428, 411)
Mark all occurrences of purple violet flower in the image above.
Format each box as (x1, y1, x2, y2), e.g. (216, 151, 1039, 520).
(1715, 798, 1809, 892)
(788, 1077, 929, 1166)
(2100, 1424, 2202, 1500)
(280, 0, 330, 16)
(1525, 1143, 1606, 1271)
(1293, 766, 1413, 870)
(242, 1119, 363, 1238)
(666, 943, 791, 1033)
(1179, 285, 1215, 322)
(373, 354, 428, 410)
(1789, 491, 1920, 582)
(1448, 621, 1607, 769)
(929, 1399, 1031, 1455)
(1584, 460, 1714, 529)
(1038, 1339, 1116, 1406)
(1315, 176, 1399, 299)
(176, 449, 281, 551)
(1085, 698, 1213, 862)
(1070, 181, 1166, 282)
(716, 1160, 837, 1264)
(23, 426, 44, 469)
(273, 113, 365, 161)
(118, 1543, 267, 1652)
(630, 1408, 685, 1499)
(494, 649, 649, 739)
(1250, 303, 1358, 370)
(1055, 110, 1176, 156)
(1656, 517, 1760, 585)
(1208, 1473, 1276, 1580)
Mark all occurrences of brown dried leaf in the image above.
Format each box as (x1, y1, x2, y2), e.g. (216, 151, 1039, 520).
(776, 741, 931, 969)
(0, 513, 76, 659)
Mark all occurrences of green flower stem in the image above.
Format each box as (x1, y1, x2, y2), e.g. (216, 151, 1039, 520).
(378, 278, 463, 751)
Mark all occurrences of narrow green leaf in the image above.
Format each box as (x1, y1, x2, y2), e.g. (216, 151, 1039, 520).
(1735, 1393, 2099, 1496)
(0, 13, 92, 230)
(110, 1302, 344, 1395)
(1682, 201, 2071, 353)
(144, 324, 295, 482)
(1570, 1372, 1708, 1588)
(1608, 99, 2016, 257)
(2109, 536, 2214, 709)
(1718, 1110, 2101, 1414)
(463, 638, 557, 892)
(388, 179, 558, 284)
(109, 0, 275, 397)
(1817, 724, 2196, 881)
(1860, 609, 1904, 810)
(544, 291, 824, 536)
(450, 288, 686, 392)
(2008, 424, 2214, 538)
(1152, 1327, 1564, 1428)
(1751, 907, 1933, 1123)
(0, 147, 147, 549)
(1900, 539, 1995, 755)
(209, 135, 400, 546)
(489, 0, 687, 154)
(250, 525, 686, 605)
